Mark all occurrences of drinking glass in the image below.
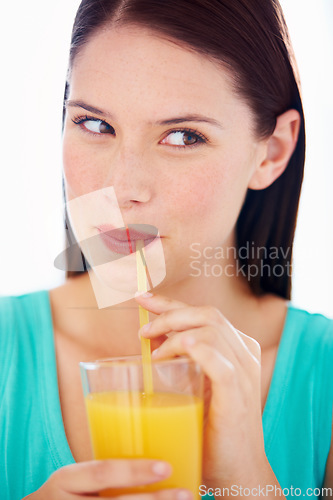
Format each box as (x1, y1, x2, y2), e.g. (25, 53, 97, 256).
(80, 355, 204, 498)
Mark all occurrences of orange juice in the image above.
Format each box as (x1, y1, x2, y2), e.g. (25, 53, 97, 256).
(85, 391, 203, 498)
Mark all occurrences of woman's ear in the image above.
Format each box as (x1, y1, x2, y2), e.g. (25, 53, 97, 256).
(248, 109, 301, 190)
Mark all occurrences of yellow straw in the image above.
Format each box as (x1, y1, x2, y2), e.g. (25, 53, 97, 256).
(136, 240, 154, 395)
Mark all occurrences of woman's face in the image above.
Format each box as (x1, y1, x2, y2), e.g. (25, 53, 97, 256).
(62, 25, 266, 294)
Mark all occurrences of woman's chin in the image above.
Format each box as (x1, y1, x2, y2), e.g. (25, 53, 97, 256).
(84, 254, 166, 308)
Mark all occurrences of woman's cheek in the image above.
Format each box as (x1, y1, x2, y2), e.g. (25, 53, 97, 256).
(62, 140, 104, 200)
(175, 165, 228, 218)
(173, 160, 248, 243)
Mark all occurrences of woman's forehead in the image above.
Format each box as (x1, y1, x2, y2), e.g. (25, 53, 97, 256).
(69, 25, 251, 125)
(72, 25, 233, 90)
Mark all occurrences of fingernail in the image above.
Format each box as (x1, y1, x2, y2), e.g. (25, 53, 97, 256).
(152, 348, 159, 358)
(183, 336, 196, 348)
(135, 291, 153, 298)
(177, 490, 192, 500)
(152, 461, 170, 476)
(140, 322, 152, 336)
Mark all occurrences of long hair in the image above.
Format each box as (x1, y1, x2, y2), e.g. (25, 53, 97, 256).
(62, 0, 305, 299)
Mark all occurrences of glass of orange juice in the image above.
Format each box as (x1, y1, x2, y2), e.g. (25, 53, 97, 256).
(80, 355, 204, 498)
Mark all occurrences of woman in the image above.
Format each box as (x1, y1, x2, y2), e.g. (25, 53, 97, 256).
(1, 0, 332, 498)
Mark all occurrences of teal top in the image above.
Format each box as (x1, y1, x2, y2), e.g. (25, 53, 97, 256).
(0, 291, 332, 499)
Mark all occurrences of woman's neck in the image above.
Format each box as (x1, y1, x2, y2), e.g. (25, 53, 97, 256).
(50, 254, 287, 358)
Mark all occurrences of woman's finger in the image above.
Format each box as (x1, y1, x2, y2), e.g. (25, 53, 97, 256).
(139, 305, 223, 338)
(136, 293, 260, 368)
(141, 304, 259, 368)
(181, 338, 238, 410)
(115, 490, 192, 500)
(152, 327, 236, 365)
(81, 488, 192, 500)
(52, 459, 172, 493)
(134, 293, 186, 314)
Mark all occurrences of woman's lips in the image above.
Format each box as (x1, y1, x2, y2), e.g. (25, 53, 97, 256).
(96, 224, 159, 255)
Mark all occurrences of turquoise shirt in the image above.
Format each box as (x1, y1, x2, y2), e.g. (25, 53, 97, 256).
(0, 291, 332, 499)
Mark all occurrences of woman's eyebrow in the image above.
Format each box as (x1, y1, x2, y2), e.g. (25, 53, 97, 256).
(65, 100, 224, 129)
(156, 115, 224, 129)
(65, 100, 113, 117)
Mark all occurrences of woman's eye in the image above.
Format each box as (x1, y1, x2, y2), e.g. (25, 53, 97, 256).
(72, 116, 114, 135)
(84, 119, 113, 134)
(161, 130, 206, 147)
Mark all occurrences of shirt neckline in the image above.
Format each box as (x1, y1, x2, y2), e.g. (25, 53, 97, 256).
(262, 302, 296, 452)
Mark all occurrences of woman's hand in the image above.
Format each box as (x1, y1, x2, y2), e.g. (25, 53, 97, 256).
(135, 292, 268, 488)
(23, 459, 192, 499)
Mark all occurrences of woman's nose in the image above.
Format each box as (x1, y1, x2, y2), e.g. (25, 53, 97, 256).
(103, 147, 153, 207)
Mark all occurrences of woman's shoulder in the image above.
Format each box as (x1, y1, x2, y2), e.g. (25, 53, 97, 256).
(288, 302, 333, 320)
(0, 289, 50, 322)
(286, 303, 333, 345)
(282, 303, 333, 386)
(0, 288, 48, 303)
(0, 290, 51, 356)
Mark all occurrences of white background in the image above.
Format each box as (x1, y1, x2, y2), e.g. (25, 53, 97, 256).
(0, 0, 332, 317)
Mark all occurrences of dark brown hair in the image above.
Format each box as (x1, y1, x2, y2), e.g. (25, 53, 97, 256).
(63, 0, 305, 299)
